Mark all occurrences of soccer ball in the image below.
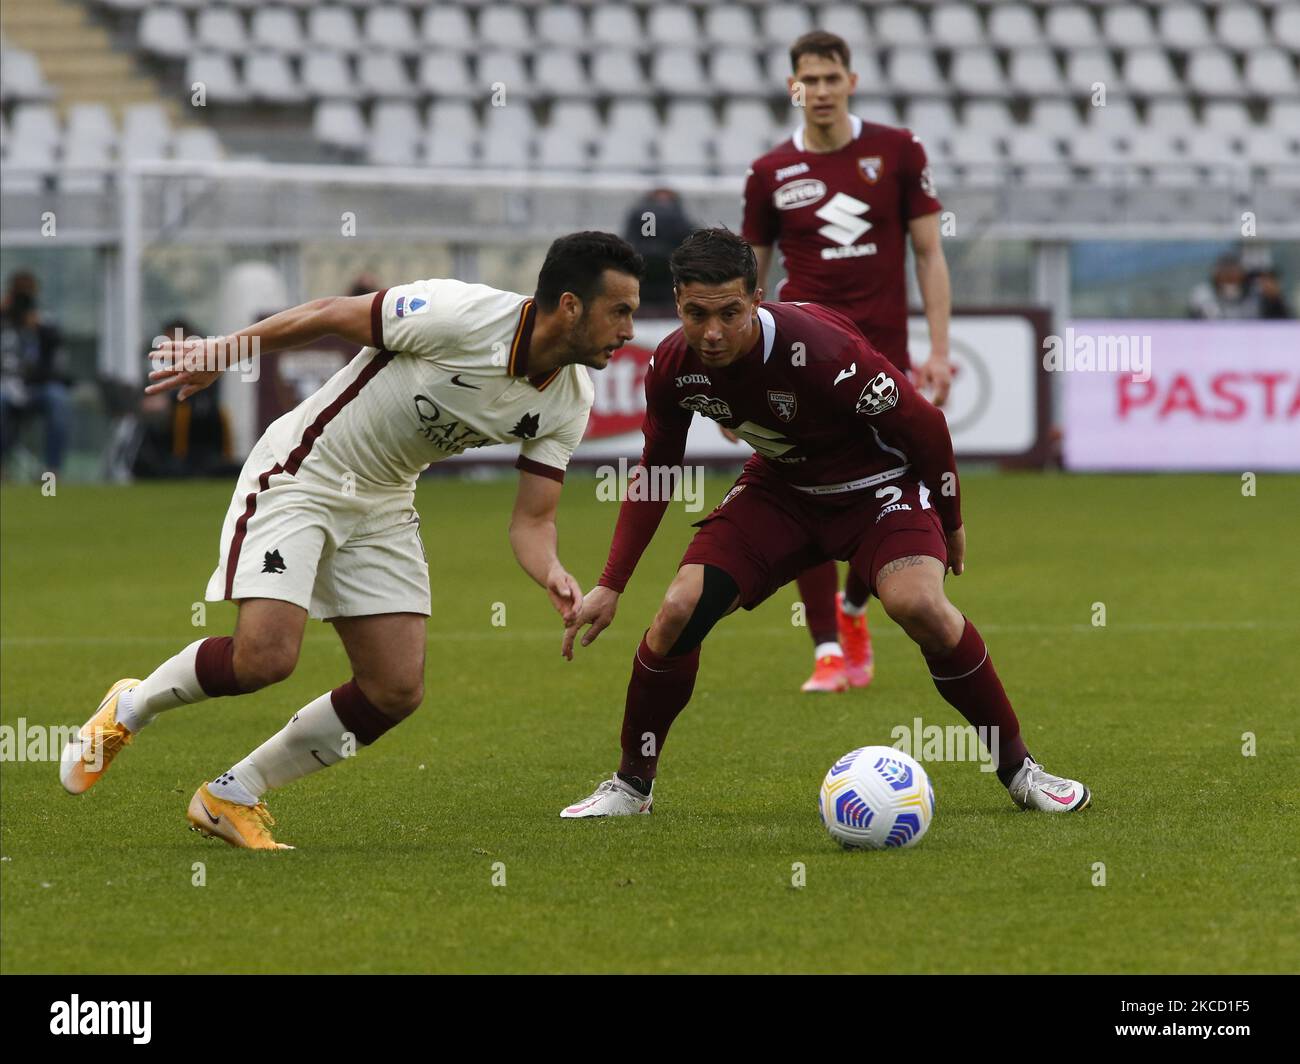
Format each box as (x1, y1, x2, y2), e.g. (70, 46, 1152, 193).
(819, 746, 935, 850)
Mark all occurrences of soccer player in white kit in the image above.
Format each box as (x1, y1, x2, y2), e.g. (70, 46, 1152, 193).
(59, 232, 644, 849)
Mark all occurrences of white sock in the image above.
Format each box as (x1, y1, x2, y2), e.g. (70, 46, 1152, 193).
(118, 639, 211, 733)
(840, 597, 868, 617)
(814, 641, 843, 659)
(210, 691, 354, 803)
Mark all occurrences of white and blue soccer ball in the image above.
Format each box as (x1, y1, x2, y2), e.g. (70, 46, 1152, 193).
(819, 746, 935, 850)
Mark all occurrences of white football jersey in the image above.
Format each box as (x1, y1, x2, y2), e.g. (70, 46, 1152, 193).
(256, 279, 593, 492)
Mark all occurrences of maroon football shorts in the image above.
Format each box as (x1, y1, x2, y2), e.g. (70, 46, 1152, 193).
(680, 465, 948, 610)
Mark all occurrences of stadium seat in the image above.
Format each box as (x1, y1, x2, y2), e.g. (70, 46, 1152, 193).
(589, 5, 641, 48)
(1185, 48, 1245, 97)
(906, 99, 959, 137)
(533, 50, 588, 98)
(649, 48, 707, 97)
(591, 131, 653, 173)
(250, 8, 305, 54)
(1157, 3, 1213, 51)
(1216, 5, 1268, 50)
(186, 53, 246, 102)
(760, 3, 814, 46)
(1124, 48, 1182, 96)
(1026, 99, 1078, 133)
(963, 100, 1015, 133)
(477, 5, 532, 51)
(1241, 128, 1300, 168)
(712, 48, 767, 97)
(1275, 6, 1300, 52)
(420, 7, 475, 51)
(547, 100, 600, 138)
(1244, 49, 1296, 96)
(986, 4, 1041, 48)
(930, 5, 985, 49)
(1008, 51, 1065, 96)
(1181, 127, 1240, 167)
(658, 127, 714, 175)
(67, 103, 117, 149)
(480, 130, 532, 170)
(1086, 98, 1141, 133)
(246, 52, 305, 104)
(721, 98, 778, 141)
(423, 126, 478, 167)
(307, 7, 362, 54)
(886, 48, 946, 97)
(1044, 5, 1099, 50)
(139, 8, 193, 59)
(664, 100, 718, 138)
(715, 124, 776, 171)
(873, 6, 929, 47)
(195, 8, 249, 52)
(1201, 101, 1252, 131)
(1101, 5, 1156, 49)
(607, 100, 658, 142)
(303, 52, 358, 99)
(428, 100, 479, 140)
(535, 126, 589, 170)
(363, 6, 421, 57)
(817, 5, 870, 50)
(1266, 100, 1300, 137)
(358, 53, 416, 98)
(416, 52, 476, 99)
(477, 49, 532, 97)
(703, 4, 758, 48)
(591, 50, 650, 97)
(313, 100, 366, 151)
(535, 5, 585, 46)
(61, 137, 112, 192)
(173, 128, 223, 161)
(1147, 99, 1197, 131)
(10, 104, 61, 148)
(854, 98, 898, 127)
(647, 5, 699, 46)
(950, 51, 1009, 97)
(1064, 49, 1123, 95)
(122, 103, 172, 159)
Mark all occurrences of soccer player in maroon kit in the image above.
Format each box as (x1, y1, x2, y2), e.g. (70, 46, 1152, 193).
(559, 229, 1089, 818)
(740, 31, 954, 694)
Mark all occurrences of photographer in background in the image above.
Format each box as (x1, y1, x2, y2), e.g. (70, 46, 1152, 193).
(0, 271, 72, 478)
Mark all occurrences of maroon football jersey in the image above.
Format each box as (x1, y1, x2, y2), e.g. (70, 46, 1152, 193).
(598, 301, 960, 593)
(741, 116, 942, 370)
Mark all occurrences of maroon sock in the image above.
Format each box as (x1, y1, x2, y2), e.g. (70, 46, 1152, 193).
(330, 678, 400, 745)
(922, 619, 1029, 782)
(796, 562, 839, 646)
(195, 636, 243, 697)
(617, 634, 700, 782)
(844, 567, 871, 610)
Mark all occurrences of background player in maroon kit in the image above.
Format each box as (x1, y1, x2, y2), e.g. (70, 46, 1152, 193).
(559, 229, 1089, 819)
(740, 31, 954, 695)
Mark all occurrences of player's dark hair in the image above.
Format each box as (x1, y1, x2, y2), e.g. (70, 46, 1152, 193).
(790, 31, 852, 73)
(535, 231, 644, 313)
(669, 228, 759, 294)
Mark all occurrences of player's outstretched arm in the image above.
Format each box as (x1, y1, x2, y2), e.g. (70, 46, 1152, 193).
(144, 293, 377, 400)
(510, 470, 584, 634)
(909, 213, 953, 407)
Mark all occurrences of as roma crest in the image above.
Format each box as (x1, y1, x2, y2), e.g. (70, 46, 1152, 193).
(767, 389, 797, 423)
(858, 156, 883, 184)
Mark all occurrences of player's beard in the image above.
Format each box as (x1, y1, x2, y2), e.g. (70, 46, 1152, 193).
(569, 314, 614, 370)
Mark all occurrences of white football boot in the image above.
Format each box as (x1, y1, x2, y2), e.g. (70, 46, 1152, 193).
(1007, 756, 1091, 812)
(560, 775, 653, 818)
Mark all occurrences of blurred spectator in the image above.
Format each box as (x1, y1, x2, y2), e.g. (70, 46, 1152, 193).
(0, 271, 72, 477)
(132, 319, 233, 478)
(1188, 252, 1291, 319)
(623, 188, 697, 313)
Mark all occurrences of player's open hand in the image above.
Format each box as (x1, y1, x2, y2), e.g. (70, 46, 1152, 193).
(561, 585, 619, 661)
(914, 355, 954, 407)
(145, 336, 223, 402)
(946, 524, 966, 576)
(546, 565, 584, 629)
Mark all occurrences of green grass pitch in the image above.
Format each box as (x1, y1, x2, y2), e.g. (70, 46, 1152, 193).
(2, 470, 1297, 973)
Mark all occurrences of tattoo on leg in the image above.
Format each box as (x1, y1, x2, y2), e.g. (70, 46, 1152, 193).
(875, 555, 930, 582)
